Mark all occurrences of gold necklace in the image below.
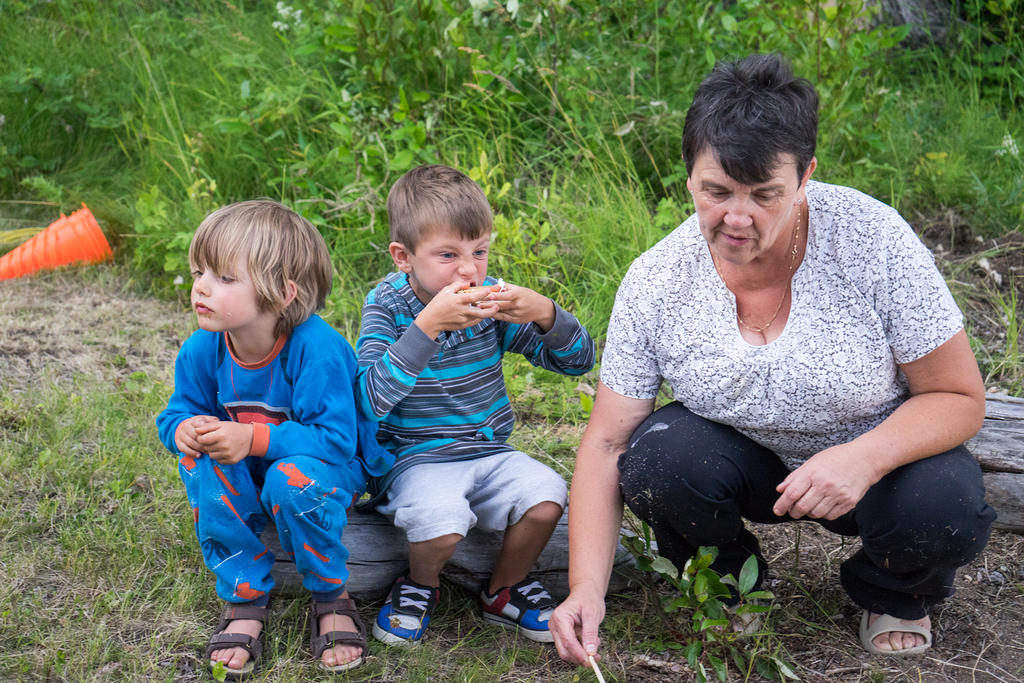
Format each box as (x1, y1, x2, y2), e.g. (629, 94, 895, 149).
(712, 202, 803, 338)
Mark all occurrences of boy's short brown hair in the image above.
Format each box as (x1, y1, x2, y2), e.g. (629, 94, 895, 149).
(189, 199, 333, 338)
(387, 164, 493, 251)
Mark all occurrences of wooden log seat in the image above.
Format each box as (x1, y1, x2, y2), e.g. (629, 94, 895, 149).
(262, 509, 639, 601)
(970, 393, 1024, 533)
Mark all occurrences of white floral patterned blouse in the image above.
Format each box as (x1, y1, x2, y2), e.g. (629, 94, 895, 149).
(601, 180, 964, 469)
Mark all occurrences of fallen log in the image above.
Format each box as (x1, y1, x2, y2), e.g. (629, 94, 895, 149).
(263, 509, 638, 601)
(970, 393, 1024, 533)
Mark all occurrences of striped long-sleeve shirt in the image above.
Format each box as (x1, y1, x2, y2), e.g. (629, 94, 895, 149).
(355, 271, 595, 499)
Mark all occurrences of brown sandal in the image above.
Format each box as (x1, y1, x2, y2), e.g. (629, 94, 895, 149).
(204, 603, 267, 681)
(310, 597, 367, 672)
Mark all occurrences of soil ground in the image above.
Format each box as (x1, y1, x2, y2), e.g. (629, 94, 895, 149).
(1, 220, 1023, 681)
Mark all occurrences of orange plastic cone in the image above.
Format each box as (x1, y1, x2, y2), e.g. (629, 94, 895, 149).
(0, 204, 112, 281)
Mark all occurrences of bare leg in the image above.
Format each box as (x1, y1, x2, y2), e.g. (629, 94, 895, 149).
(408, 533, 462, 587)
(488, 501, 562, 593)
(867, 613, 931, 652)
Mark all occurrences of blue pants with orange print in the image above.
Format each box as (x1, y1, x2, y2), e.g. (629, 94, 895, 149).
(179, 453, 365, 604)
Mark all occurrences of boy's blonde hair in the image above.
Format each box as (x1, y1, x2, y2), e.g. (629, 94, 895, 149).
(189, 199, 332, 338)
(387, 164, 492, 251)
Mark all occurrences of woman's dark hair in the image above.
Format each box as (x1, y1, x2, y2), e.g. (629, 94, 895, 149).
(682, 54, 818, 185)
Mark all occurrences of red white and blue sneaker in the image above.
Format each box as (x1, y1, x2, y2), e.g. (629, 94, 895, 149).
(372, 576, 439, 647)
(479, 577, 556, 643)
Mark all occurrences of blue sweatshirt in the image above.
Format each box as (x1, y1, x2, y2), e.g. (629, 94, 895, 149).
(157, 314, 393, 479)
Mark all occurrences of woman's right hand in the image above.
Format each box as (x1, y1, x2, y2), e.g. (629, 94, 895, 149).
(550, 585, 606, 666)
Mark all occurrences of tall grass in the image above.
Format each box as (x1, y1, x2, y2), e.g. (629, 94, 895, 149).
(2, 2, 1021, 421)
(2, 1, 1022, 336)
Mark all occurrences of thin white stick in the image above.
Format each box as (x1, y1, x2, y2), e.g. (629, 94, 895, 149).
(588, 654, 607, 683)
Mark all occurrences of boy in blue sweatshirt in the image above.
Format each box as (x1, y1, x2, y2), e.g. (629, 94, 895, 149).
(157, 200, 393, 678)
(356, 164, 596, 646)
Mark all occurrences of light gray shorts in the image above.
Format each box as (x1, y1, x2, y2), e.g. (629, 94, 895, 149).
(376, 450, 568, 543)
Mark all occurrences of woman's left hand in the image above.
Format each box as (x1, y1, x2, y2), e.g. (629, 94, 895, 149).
(773, 331, 985, 521)
(772, 442, 879, 520)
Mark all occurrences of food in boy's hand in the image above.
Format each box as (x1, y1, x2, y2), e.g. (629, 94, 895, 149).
(458, 278, 507, 295)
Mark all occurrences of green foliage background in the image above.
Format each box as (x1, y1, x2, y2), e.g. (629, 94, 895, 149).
(1, 3, 1023, 679)
(1, 0, 1022, 341)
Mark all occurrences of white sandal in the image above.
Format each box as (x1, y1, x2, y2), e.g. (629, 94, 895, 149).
(859, 610, 932, 656)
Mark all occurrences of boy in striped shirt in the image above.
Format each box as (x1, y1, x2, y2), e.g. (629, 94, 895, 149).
(356, 164, 596, 646)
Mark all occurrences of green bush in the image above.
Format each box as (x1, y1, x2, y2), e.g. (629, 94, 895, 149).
(1, 0, 1021, 321)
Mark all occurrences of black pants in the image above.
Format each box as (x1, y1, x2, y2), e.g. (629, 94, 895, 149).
(618, 402, 996, 619)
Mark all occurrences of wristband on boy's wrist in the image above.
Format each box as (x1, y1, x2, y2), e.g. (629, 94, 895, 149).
(249, 422, 270, 457)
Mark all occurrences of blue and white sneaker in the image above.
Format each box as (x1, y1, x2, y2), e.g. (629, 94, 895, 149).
(372, 576, 439, 647)
(479, 577, 556, 643)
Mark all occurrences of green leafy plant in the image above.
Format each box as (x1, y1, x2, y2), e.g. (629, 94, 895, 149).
(950, 0, 1023, 107)
(621, 527, 797, 682)
(210, 660, 228, 682)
